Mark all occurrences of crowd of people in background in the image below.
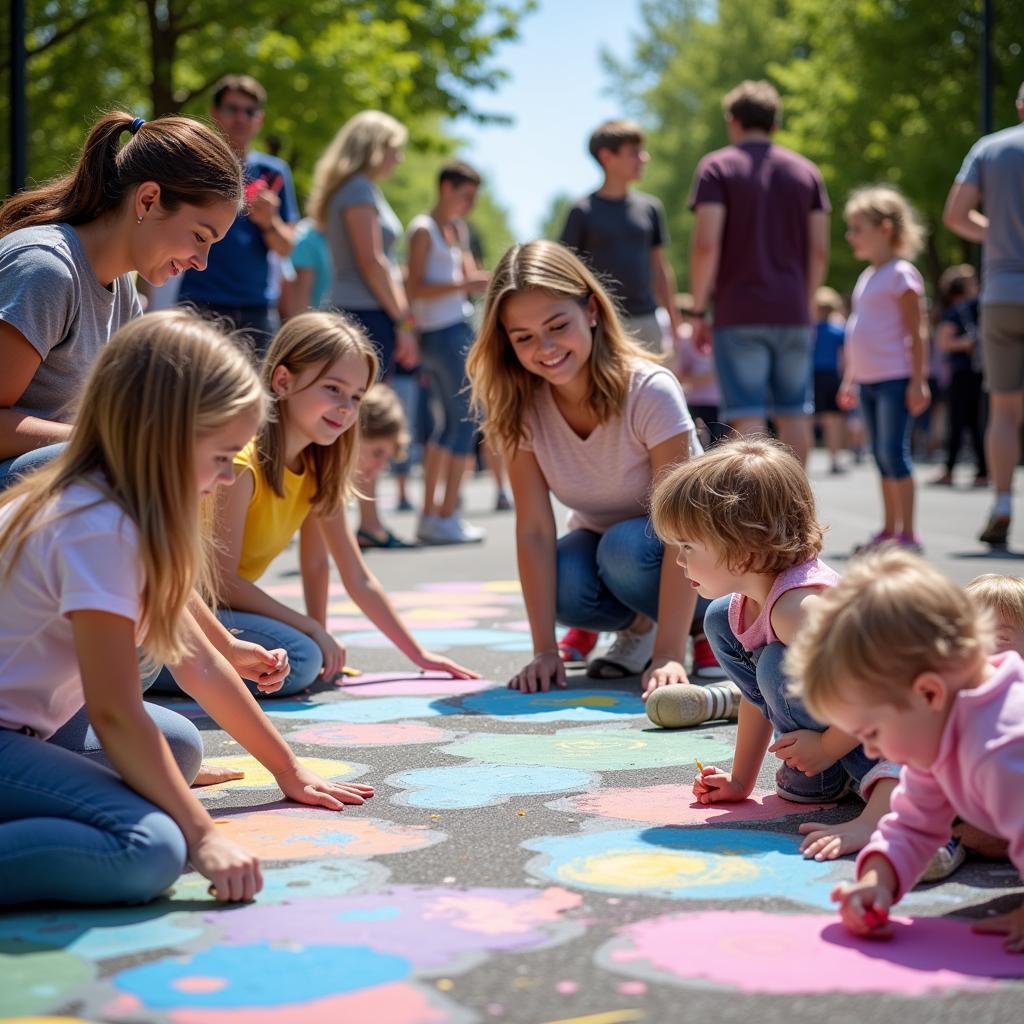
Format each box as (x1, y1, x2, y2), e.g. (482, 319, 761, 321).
(0, 68, 1022, 951)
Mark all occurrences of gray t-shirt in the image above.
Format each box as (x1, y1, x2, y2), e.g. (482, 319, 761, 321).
(560, 191, 668, 317)
(325, 174, 402, 311)
(0, 223, 142, 419)
(957, 123, 1024, 306)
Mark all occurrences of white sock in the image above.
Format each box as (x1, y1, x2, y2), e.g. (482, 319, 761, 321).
(994, 492, 1013, 518)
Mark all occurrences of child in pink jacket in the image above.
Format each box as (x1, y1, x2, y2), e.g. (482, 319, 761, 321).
(785, 548, 1024, 952)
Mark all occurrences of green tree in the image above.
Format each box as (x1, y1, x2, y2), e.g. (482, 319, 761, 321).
(0, 0, 532, 199)
(538, 191, 573, 241)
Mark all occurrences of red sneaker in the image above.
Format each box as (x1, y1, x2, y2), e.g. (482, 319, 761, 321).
(691, 633, 728, 680)
(558, 628, 599, 665)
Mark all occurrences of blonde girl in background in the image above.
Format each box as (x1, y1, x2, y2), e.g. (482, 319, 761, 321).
(309, 111, 417, 549)
(0, 311, 371, 908)
(467, 240, 706, 693)
(839, 186, 930, 551)
(199, 312, 476, 693)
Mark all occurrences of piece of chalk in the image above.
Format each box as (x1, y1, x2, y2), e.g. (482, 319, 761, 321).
(863, 906, 889, 929)
(694, 757, 704, 772)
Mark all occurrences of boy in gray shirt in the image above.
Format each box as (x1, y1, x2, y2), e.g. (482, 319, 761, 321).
(561, 120, 681, 353)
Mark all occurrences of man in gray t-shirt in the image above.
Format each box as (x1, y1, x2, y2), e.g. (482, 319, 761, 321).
(560, 119, 681, 354)
(945, 82, 1024, 548)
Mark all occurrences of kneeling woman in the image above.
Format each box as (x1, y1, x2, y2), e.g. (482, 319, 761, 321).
(467, 240, 702, 695)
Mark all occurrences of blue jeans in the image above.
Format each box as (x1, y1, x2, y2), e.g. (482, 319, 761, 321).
(420, 320, 477, 456)
(555, 517, 706, 633)
(703, 596, 877, 800)
(148, 609, 323, 699)
(0, 442, 66, 491)
(713, 325, 813, 420)
(340, 307, 395, 378)
(0, 728, 187, 906)
(859, 377, 913, 479)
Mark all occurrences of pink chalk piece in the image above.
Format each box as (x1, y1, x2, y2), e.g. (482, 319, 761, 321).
(288, 721, 454, 747)
(553, 785, 832, 825)
(166, 981, 451, 1024)
(340, 671, 496, 697)
(607, 911, 1024, 995)
(617, 981, 648, 995)
(555, 980, 579, 995)
(173, 976, 229, 994)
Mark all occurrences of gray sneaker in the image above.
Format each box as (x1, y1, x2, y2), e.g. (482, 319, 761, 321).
(645, 681, 741, 728)
(587, 627, 656, 679)
(420, 514, 486, 545)
(920, 838, 966, 883)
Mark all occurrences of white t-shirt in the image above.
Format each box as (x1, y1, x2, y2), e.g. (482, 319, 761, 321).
(406, 213, 472, 332)
(520, 360, 701, 533)
(0, 481, 142, 739)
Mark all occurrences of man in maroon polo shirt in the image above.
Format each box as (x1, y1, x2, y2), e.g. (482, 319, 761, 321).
(688, 80, 830, 465)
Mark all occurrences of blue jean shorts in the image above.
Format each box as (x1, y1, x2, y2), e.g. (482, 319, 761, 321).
(713, 325, 813, 420)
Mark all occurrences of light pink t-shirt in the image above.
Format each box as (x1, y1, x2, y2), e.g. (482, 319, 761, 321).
(728, 557, 840, 652)
(845, 258, 925, 385)
(520, 360, 700, 533)
(0, 481, 142, 739)
(857, 651, 1024, 899)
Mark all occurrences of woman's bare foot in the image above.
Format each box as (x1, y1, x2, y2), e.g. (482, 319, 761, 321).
(193, 762, 246, 787)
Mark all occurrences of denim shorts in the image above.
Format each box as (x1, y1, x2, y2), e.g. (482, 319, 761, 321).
(712, 325, 813, 420)
(859, 377, 913, 479)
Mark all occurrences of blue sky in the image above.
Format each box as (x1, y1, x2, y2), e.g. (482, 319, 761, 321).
(453, 0, 645, 240)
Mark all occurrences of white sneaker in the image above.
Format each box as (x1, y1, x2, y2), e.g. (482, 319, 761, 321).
(421, 514, 486, 545)
(587, 626, 656, 679)
(416, 514, 441, 542)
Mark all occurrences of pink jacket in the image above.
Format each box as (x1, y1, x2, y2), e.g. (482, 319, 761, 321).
(856, 651, 1024, 899)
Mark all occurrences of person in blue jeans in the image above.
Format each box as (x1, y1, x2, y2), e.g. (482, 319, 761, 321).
(406, 161, 492, 545)
(650, 437, 902, 861)
(0, 310, 373, 907)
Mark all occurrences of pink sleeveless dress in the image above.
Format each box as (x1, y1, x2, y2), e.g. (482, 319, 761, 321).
(728, 557, 840, 653)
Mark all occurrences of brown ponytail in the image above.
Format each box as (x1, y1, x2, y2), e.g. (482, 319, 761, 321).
(0, 111, 243, 237)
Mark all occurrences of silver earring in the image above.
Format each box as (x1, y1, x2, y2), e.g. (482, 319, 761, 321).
(137, 216, 144, 224)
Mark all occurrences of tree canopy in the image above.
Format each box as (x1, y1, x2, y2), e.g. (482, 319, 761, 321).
(1, 0, 528, 256)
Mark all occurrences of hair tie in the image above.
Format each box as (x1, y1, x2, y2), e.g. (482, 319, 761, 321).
(129, 117, 146, 136)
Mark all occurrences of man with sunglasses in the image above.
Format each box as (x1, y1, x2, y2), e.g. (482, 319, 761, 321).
(178, 74, 298, 356)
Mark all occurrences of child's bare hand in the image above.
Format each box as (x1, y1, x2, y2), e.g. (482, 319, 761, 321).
(274, 763, 375, 811)
(799, 818, 875, 860)
(509, 652, 565, 693)
(190, 831, 263, 903)
(770, 729, 836, 776)
(692, 766, 748, 805)
(831, 876, 894, 938)
(312, 627, 347, 683)
(972, 903, 1024, 953)
(837, 380, 858, 411)
(230, 640, 290, 693)
(414, 651, 480, 680)
(642, 657, 689, 697)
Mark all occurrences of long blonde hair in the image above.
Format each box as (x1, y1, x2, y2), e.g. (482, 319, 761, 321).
(308, 111, 408, 229)
(256, 312, 380, 517)
(0, 311, 266, 664)
(466, 239, 656, 455)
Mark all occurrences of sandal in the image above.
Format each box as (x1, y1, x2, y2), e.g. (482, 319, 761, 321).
(357, 527, 415, 550)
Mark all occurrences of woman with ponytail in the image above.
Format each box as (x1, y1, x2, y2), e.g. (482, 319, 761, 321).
(0, 111, 242, 488)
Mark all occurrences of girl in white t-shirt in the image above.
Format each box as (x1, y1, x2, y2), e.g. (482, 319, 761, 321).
(467, 240, 706, 696)
(0, 311, 372, 908)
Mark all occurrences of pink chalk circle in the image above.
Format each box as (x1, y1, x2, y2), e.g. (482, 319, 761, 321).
(555, 980, 579, 995)
(419, 582, 491, 593)
(603, 910, 1024, 995)
(549, 784, 833, 824)
(287, 721, 456, 747)
(173, 976, 228, 994)
(339, 671, 497, 697)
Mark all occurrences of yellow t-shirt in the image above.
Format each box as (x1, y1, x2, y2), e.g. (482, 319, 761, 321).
(234, 440, 318, 582)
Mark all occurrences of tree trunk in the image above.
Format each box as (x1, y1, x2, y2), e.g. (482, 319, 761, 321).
(144, 0, 180, 116)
